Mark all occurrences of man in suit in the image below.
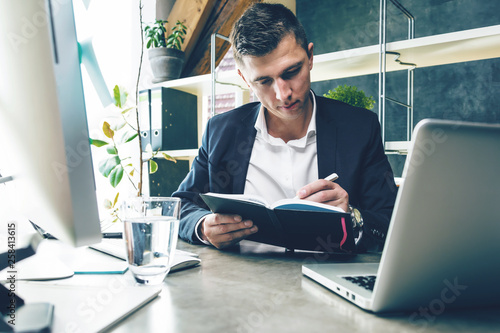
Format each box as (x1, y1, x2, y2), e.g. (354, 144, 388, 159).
(173, 3, 397, 252)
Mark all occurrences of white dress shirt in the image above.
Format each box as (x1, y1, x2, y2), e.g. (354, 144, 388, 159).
(244, 91, 318, 203)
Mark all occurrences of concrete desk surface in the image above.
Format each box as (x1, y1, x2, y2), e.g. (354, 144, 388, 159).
(108, 240, 499, 333)
(16, 239, 500, 332)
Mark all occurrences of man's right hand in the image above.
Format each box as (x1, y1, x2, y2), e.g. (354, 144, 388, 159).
(199, 213, 258, 249)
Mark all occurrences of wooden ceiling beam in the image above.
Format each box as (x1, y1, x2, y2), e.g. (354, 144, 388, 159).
(165, 0, 217, 62)
(180, 0, 262, 78)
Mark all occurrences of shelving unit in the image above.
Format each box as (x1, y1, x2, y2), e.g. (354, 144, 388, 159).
(160, 24, 500, 94)
(156, 23, 500, 157)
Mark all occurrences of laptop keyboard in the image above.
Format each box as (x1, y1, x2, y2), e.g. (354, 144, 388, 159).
(342, 275, 377, 291)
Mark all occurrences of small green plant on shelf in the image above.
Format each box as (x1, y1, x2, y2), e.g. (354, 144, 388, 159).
(89, 85, 175, 222)
(143, 19, 188, 82)
(324, 84, 376, 110)
(144, 19, 187, 50)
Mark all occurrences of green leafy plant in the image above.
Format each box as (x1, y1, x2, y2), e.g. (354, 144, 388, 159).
(144, 19, 187, 50)
(90, 85, 175, 222)
(324, 85, 376, 110)
(166, 20, 187, 50)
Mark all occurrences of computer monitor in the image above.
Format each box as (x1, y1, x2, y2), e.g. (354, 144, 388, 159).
(0, 0, 101, 247)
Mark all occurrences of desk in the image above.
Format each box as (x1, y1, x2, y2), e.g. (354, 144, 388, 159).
(18, 240, 500, 332)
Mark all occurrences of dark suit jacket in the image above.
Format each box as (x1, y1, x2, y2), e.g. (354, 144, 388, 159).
(173, 95, 397, 251)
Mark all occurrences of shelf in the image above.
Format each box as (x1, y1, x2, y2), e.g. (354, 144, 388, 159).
(144, 149, 199, 160)
(156, 24, 500, 96)
(154, 71, 247, 96)
(312, 24, 500, 82)
(160, 149, 198, 158)
(385, 141, 409, 155)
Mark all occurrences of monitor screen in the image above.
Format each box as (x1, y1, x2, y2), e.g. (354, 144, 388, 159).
(0, 0, 101, 246)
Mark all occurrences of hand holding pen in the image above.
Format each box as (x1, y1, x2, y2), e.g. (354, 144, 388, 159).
(295, 172, 349, 212)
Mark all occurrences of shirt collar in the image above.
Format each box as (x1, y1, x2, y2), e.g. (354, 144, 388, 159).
(254, 90, 317, 146)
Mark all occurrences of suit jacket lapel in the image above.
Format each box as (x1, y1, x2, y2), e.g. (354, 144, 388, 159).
(231, 103, 259, 194)
(315, 97, 338, 179)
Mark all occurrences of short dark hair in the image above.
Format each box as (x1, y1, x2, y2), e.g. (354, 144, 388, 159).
(230, 3, 309, 66)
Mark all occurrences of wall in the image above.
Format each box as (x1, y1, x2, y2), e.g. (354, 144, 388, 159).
(297, 0, 500, 176)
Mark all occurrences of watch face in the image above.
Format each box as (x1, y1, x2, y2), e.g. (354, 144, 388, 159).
(352, 208, 361, 222)
(353, 208, 362, 224)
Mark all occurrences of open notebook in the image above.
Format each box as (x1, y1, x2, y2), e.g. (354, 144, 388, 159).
(89, 239, 201, 273)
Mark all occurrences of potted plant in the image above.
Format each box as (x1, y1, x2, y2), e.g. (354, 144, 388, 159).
(324, 84, 376, 110)
(145, 19, 187, 83)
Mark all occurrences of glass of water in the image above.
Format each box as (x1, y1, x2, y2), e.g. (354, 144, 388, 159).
(121, 197, 180, 285)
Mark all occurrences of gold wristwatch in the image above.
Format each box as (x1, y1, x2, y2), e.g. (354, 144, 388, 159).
(349, 205, 363, 243)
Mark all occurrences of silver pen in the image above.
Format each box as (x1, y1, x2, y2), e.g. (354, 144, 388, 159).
(324, 172, 339, 182)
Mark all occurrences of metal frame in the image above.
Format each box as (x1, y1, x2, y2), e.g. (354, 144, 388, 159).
(210, 32, 231, 117)
(379, 0, 416, 144)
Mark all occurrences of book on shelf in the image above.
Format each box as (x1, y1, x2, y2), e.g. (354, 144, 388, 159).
(200, 193, 356, 253)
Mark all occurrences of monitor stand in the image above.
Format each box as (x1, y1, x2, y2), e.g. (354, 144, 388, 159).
(0, 234, 53, 332)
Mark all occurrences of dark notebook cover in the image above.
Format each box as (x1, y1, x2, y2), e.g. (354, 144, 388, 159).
(200, 193, 356, 253)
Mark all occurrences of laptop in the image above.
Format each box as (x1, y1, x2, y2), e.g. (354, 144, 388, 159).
(302, 119, 500, 313)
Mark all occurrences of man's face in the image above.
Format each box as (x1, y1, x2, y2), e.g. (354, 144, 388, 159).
(238, 35, 314, 122)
